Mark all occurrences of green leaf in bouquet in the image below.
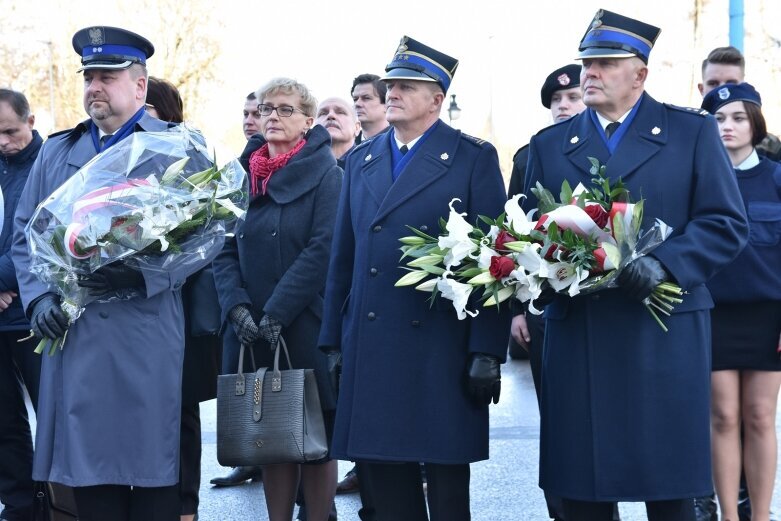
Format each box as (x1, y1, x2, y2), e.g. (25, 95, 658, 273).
(484, 286, 514, 307)
(588, 157, 601, 176)
(503, 240, 531, 252)
(405, 224, 438, 242)
(532, 182, 560, 214)
(628, 199, 644, 248)
(439, 217, 448, 233)
(457, 267, 484, 278)
(160, 156, 191, 185)
(559, 179, 573, 206)
(600, 242, 622, 270)
(419, 264, 446, 276)
(478, 215, 496, 228)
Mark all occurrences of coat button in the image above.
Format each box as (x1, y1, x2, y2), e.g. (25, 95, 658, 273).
(373, 225, 382, 233)
(239, 233, 244, 239)
(271, 230, 277, 236)
(370, 268, 378, 276)
(420, 225, 428, 232)
(367, 312, 376, 321)
(411, 320, 421, 327)
(99, 311, 109, 319)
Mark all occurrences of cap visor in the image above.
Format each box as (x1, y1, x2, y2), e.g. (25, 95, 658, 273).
(575, 48, 637, 60)
(381, 68, 437, 83)
(77, 60, 134, 72)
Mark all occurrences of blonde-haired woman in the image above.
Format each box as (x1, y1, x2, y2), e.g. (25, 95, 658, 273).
(213, 78, 342, 520)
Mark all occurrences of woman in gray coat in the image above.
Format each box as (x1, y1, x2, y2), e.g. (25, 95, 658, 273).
(212, 78, 342, 521)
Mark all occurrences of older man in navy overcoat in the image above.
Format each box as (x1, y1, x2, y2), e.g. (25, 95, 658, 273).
(319, 36, 509, 521)
(12, 27, 215, 520)
(523, 10, 749, 521)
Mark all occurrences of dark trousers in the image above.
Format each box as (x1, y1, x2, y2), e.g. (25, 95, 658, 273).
(179, 402, 200, 516)
(562, 498, 695, 521)
(365, 462, 470, 521)
(356, 461, 377, 521)
(0, 331, 41, 521)
(73, 484, 180, 521)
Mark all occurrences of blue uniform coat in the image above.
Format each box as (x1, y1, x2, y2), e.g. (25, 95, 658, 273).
(12, 114, 215, 487)
(524, 94, 749, 501)
(319, 122, 510, 464)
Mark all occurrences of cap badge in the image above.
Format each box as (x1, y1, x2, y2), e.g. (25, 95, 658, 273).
(440, 153, 449, 160)
(652, 127, 661, 135)
(570, 136, 579, 144)
(88, 27, 104, 46)
(718, 87, 731, 100)
(396, 36, 409, 53)
(590, 9, 604, 29)
(557, 74, 571, 86)
(365, 154, 372, 161)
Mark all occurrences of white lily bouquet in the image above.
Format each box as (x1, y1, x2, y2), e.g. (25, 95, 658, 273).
(395, 158, 684, 331)
(25, 126, 249, 354)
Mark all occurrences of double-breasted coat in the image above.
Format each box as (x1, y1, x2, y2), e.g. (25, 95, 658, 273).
(319, 122, 510, 464)
(12, 114, 216, 487)
(213, 125, 343, 410)
(524, 93, 749, 501)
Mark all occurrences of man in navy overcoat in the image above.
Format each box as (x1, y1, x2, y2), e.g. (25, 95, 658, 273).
(319, 36, 509, 521)
(523, 10, 749, 521)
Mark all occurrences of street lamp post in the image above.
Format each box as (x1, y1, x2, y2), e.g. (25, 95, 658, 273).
(447, 94, 461, 126)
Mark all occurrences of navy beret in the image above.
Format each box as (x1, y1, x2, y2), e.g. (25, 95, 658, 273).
(701, 82, 762, 114)
(541, 64, 582, 108)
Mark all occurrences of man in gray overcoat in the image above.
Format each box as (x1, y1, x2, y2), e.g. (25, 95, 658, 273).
(11, 26, 214, 521)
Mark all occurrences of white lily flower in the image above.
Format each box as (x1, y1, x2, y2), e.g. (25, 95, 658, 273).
(540, 261, 589, 296)
(437, 275, 478, 320)
(476, 243, 498, 270)
(504, 194, 538, 235)
(438, 198, 478, 269)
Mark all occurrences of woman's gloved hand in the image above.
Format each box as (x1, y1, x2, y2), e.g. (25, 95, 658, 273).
(259, 314, 282, 348)
(228, 305, 260, 345)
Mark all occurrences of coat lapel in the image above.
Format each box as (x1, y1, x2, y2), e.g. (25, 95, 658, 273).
(65, 123, 96, 170)
(605, 94, 666, 181)
(563, 112, 609, 179)
(361, 132, 394, 208)
(372, 123, 458, 224)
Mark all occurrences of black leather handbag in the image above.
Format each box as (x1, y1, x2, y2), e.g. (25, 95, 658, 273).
(216, 336, 328, 466)
(33, 482, 78, 521)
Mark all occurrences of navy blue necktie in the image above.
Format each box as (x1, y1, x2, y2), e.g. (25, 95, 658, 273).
(605, 122, 621, 140)
(399, 144, 409, 156)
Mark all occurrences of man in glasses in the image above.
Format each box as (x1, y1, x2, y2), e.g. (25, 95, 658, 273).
(320, 36, 508, 521)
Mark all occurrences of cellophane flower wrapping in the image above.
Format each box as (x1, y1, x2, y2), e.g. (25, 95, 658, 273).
(25, 125, 248, 324)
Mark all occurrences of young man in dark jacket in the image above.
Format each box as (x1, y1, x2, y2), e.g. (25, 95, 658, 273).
(0, 88, 42, 521)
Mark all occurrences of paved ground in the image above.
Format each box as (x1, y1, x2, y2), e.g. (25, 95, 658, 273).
(196, 358, 781, 520)
(17, 357, 781, 520)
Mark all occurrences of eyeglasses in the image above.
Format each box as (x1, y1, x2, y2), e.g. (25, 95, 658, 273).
(257, 104, 306, 118)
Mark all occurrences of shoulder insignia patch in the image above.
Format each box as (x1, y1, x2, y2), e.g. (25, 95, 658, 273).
(665, 103, 709, 116)
(462, 133, 487, 146)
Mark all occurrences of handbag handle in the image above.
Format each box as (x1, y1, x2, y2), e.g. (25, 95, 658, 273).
(271, 336, 293, 392)
(235, 343, 258, 396)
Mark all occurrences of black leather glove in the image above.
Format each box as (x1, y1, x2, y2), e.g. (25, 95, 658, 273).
(326, 349, 342, 396)
(466, 353, 502, 405)
(229, 305, 260, 345)
(259, 314, 282, 348)
(76, 262, 145, 296)
(30, 293, 69, 339)
(618, 256, 668, 302)
(529, 285, 556, 312)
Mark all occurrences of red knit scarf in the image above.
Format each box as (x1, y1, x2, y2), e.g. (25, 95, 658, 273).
(248, 139, 307, 196)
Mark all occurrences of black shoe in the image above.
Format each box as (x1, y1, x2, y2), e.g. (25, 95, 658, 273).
(336, 467, 359, 494)
(209, 466, 262, 487)
(737, 485, 751, 521)
(694, 495, 718, 521)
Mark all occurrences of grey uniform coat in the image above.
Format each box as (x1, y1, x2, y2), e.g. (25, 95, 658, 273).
(12, 114, 215, 487)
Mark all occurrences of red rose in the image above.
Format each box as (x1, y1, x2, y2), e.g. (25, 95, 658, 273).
(489, 255, 515, 280)
(494, 230, 517, 251)
(584, 204, 609, 228)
